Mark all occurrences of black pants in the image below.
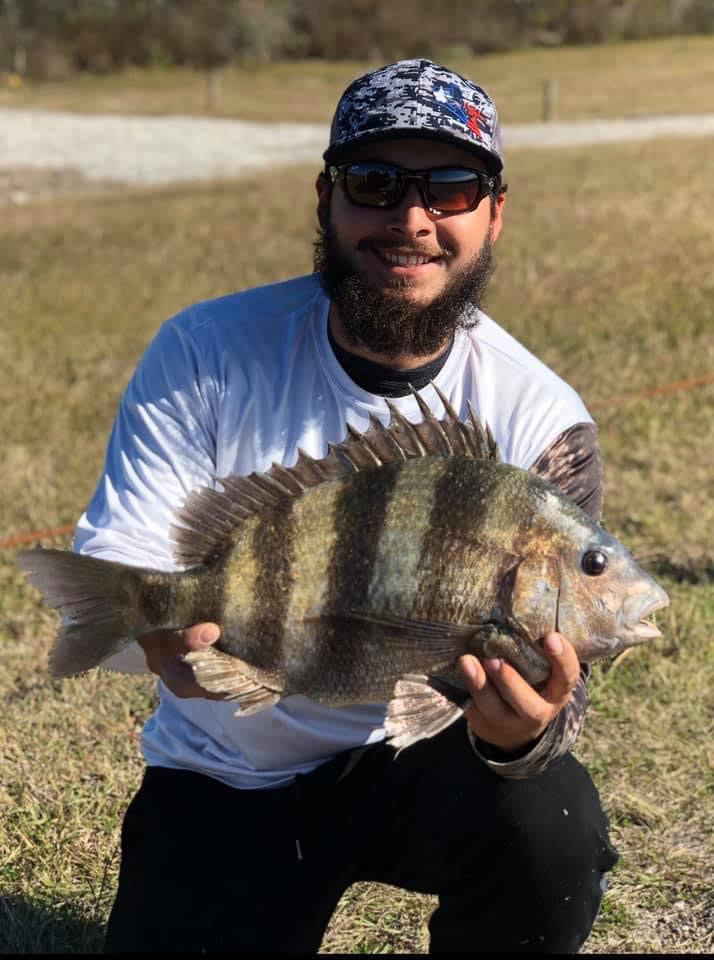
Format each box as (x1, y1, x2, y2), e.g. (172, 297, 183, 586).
(104, 720, 618, 955)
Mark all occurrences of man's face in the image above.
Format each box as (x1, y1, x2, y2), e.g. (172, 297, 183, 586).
(316, 138, 504, 309)
(315, 137, 505, 360)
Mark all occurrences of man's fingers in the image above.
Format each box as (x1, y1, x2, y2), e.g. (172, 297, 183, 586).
(459, 655, 517, 720)
(458, 654, 487, 692)
(138, 624, 224, 699)
(147, 623, 220, 657)
(459, 638, 581, 753)
(541, 632, 581, 704)
(175, 622, 221, 653)
(479, 657, 551, 722)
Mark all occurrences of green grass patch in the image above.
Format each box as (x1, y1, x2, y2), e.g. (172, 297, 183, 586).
(1, 136, 713, 952)
(2, 35, 714, 124)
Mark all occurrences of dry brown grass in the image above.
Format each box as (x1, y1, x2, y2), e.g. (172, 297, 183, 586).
(1, 35, 714, 124)
(1, 136, 713, 953)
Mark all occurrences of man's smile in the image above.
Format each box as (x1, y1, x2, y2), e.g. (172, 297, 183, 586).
(379, 250, 437, 266)
(366, 245, 447, 280)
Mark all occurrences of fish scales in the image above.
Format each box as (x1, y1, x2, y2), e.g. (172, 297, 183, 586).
(282, 479, 341, 642)
(221, 519, 259, 636)
(365, 459, 439, 617)
(323, 464, 401, 612)
(244, 497, 296, 673)
(17, 387, 669, 750)
(162, 567, 226, 633)
(205, 460, 473, 704)
(414, 458, 515, 623)
(312, 461, 456, 702)
(297, 466, 403, 702)
(216, 459, 530, 704)
(262, 463, 427, 703)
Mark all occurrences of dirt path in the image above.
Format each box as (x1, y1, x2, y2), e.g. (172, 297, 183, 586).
(2, 107, 714, 202)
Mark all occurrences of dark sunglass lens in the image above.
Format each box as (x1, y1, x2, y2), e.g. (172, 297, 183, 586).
(344, 164, 399, 207)
(426, 170, 482, 212)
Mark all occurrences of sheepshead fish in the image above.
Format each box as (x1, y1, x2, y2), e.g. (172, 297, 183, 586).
(18, 385, 668, 749)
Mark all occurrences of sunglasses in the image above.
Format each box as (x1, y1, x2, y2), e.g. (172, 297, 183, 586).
(328, 161, 498, 215)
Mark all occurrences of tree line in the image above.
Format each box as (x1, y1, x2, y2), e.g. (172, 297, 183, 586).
(2, 0, 713, 78)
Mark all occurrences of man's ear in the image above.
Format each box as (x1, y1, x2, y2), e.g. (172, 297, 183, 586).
(489, 190, 506, 243)
(316, 172, 331, 229)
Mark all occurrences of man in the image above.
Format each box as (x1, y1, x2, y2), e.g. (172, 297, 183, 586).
(77, 60, 618, 954)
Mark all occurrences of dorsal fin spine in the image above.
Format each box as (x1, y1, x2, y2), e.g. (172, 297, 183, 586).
(269, 463, 307, 493)
(328, 441, 359, 471)
(296, 448, 329, 481)
(407, 385, 454, 455)
(385, 399, 428, 455)
(369, 413, 408, 460)
(346, 422, 383, 466)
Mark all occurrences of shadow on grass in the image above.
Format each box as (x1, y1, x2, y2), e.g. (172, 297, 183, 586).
(648, 555, 714, 585)
(0, 894, 106, 954)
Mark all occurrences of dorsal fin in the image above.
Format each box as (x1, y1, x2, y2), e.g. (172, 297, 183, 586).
(170, 382, 500, 567)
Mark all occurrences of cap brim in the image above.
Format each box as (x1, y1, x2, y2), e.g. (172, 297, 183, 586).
(323, 128, 503, 174)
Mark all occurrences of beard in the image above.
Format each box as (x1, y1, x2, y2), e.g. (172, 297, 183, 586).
(314, 222, 494, 359)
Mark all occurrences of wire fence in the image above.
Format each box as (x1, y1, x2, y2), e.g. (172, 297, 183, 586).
(1, 371, 712, 552)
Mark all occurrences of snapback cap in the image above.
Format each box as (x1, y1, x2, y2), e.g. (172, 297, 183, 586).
(324, 59, 503, 174)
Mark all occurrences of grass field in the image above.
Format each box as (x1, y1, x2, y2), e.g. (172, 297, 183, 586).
(2, 34, 714, 124)
(1, 133, 713, 952)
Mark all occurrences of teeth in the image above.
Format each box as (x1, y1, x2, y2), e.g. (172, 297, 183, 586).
(381, 251, 432, 266)
(633, 619, 662, 640)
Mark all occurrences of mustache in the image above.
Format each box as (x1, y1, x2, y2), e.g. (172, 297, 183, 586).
(357, 237, 453, 259)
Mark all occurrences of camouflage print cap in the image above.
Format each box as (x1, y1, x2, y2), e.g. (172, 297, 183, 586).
(324, 59, 503, 174)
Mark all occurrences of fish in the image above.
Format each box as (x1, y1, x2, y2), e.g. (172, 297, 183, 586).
(17, 384, 669, 750)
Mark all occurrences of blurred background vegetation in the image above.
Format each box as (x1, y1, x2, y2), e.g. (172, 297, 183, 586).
(2, 0, 714, 80)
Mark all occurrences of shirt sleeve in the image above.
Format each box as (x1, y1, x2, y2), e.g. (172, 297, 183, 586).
(470, 421, 603, 778)
(72, 315, 223, 673)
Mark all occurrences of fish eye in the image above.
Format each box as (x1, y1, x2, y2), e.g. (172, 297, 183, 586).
(582, 549, 608, 576)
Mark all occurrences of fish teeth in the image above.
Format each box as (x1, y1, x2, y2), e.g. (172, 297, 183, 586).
(632, 618, 662, 640)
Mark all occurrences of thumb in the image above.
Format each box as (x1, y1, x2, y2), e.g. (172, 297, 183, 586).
(179, 622, 221, 652)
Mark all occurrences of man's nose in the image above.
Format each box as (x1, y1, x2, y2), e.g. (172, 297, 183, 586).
(384, 183, 435, 237)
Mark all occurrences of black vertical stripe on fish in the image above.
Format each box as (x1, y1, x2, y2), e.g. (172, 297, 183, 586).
(288, 466, 401, 696)
(244, 498, 296, 671)
(183, 563, 228, 630)
(325, 466, 401, 611)
(413, 458, 502, 622)
(137, 571, 173, 628)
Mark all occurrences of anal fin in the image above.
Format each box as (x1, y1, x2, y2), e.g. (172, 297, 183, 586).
(385, 673, 470, 753)
(183, 648, 281, 715)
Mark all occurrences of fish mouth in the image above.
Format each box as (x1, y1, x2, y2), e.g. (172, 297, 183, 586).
(620, 589, 670, 645)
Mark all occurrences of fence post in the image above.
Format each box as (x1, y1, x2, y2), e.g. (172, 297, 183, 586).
(13, 44, 27, 75)
(206, 67, 222, 112)
(543, 78, 558, 123)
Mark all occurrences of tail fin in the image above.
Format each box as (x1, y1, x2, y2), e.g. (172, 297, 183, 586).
(17, 548, 152, 677)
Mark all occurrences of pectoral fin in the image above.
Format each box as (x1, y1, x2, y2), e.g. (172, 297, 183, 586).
(316, 610, 482, 660)
(183, 648, 281, 715)
(385, 674, 470, 753)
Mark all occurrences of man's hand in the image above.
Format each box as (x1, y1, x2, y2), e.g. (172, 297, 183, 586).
(138, 623, 226, 700)
(458, 632, 581, 754)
